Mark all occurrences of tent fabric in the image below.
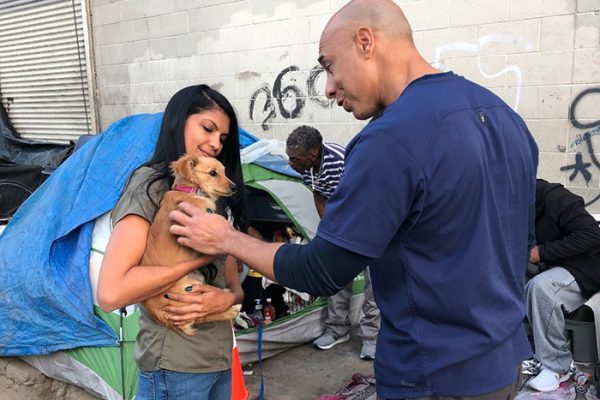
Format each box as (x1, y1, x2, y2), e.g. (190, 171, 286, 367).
(0, 113, 164, 356)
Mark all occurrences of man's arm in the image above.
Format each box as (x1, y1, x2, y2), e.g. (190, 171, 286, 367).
(314, 191, 326, 218)
(170, 202, 282, 280)
(539, 190, 600, 261)
(169, 202, 372, 295)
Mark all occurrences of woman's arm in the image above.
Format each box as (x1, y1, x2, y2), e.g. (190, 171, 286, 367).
(96, 214, 213, 312)
(163, 255, 243, 324)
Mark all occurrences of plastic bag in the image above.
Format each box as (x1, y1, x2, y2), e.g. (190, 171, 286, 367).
(240, 139, 287, 164)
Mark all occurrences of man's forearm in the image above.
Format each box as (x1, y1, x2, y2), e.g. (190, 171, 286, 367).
(221, 229, 284, 281)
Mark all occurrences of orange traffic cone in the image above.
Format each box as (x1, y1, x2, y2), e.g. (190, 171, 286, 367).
(232, 328, 250, 400)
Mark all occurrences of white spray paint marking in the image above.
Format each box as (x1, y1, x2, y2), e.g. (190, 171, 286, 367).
(433, 34, 533, 111)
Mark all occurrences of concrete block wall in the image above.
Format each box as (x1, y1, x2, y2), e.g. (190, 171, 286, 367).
(90, 0, 600, 211)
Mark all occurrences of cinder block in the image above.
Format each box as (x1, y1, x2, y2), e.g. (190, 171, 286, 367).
(253, 0, 296, 23)
(292, 0, 329, 18)
(573, 188, 600, 214)
(575, 13, 600, 49)
(97, 65, 131, 85)
(175, 32, 205, 58)
(189, 7, 223, 32)
(95, 3, 121, 26)
(527, 118, 570, 153)
(234, 24, 272, 51)
(118, 0, 145, 21)
(99, 84, 130, 105)
(573, 48, 600, 84)
(128, 61, 164, 83)
(508, 51, 573, 86)
(537, 85, 572, 119)
(402, 0, 451, 31)
(577, 0, 600, 12)
(147, 37, 179, 60)
(221, 51, 256, 77)
(193, 1, 253, 31)
(485, 86, 526, 115)
(158, 12, 189, 36)
(570, 85, 600, 121)
(204, 28, 237, 54)
(100, 42, 148, 65)
(133, 17, 161, 40)
(448, 55, 508, 88)
(509, 0, 576, 19)
(330, 0, 349, 12)
(251, 48, 292, 74)
(420, 26, 479, 63)
(541, 15, 575, 51)
(289, 43, 320, 71)
(204, 0, 243, 6)
(308, 14, 330, 43)
(450, 0, 509, 26)
(537, 151, 568, 185)
(173, 0, 204, 12)
(163, 58, 193, 81)
(100, 104, 133, 129)
(269, 18, 310, 47)
(190, 54, 223, 78)
(477, 20, 539, 55)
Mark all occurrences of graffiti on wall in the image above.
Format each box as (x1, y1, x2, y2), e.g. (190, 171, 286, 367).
(434, 34, 533, 111)
(249, 65, 333, 130)
(560, 87, 600, 206)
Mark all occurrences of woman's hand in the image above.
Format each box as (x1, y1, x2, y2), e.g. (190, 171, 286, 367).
(164, 284, 236, 325)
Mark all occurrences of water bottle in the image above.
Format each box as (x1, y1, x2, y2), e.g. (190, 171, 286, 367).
(263, 298, 276, 325)
(251, 298, 264, 326)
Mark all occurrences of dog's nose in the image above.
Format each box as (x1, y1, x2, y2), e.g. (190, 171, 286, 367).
(230, 183, 237, 193)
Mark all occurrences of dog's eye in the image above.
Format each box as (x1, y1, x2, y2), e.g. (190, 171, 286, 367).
(208, 170, 218, 177)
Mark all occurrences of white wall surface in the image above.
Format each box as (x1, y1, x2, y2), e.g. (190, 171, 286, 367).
(90, 0, 600, 210)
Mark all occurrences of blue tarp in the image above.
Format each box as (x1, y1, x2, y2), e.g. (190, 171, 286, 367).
(0, 113, 259, 356)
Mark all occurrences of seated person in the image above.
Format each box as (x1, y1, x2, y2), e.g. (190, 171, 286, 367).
(525, 179, 600, 392)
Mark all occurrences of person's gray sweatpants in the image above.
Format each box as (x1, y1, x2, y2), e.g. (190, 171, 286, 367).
(325, 267, 381, 342)
(526, 266, 585, 374)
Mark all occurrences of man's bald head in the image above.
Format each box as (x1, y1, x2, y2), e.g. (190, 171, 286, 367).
(322, 0, 413, 43)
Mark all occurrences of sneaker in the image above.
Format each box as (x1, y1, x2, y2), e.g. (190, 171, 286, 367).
(521, 358, 542, 376)
(360, 341, 376, 360)
(313, 333, 350, 350)
(528, 368, 571, 392)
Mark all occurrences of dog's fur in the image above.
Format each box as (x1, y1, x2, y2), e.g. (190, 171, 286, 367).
(142, 154, 241, 335)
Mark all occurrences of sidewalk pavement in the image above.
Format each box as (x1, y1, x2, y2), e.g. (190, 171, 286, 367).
(244, 325, 374, 400)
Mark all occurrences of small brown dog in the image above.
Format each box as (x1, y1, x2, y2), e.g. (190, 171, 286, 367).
(142, 154, 241, 335)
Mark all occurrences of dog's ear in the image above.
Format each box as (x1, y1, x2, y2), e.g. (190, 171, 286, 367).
(170, 154, 198, 180)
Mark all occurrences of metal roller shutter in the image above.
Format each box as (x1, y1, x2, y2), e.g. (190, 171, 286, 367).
(0, 0, 97, 144)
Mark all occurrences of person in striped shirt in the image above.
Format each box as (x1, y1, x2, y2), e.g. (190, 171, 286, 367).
(285, 125, 380, 359)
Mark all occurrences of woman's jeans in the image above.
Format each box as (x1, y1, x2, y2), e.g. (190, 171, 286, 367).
(136, 368, 232, 400)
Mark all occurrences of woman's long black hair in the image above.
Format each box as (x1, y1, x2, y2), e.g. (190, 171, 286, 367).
(145, 84, 249, 233)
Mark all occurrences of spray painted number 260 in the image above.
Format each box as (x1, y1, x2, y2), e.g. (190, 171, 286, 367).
(249, 65, 332, 130)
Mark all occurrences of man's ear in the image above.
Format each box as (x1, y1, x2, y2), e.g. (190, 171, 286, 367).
(356, 27, 375, 59)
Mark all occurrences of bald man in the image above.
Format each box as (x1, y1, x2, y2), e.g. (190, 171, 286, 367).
(169, 1, 538, 399)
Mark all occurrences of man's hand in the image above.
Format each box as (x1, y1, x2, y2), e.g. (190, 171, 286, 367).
(529, 245, 540, 263)
(169, 202, 234, 255)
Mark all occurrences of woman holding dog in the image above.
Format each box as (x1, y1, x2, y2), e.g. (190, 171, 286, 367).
(97, 85, 248, 400)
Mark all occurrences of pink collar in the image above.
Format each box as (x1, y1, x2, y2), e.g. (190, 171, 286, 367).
(173, 185, 205, 197)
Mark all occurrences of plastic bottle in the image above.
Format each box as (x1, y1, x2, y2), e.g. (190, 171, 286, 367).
(251, 299, 264, 326)
(263, 298, 276, 325)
